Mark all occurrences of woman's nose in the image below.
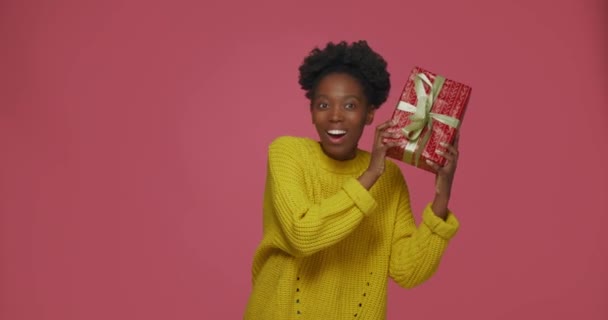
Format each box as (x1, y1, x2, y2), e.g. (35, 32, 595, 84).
(330, 106, 343, 121)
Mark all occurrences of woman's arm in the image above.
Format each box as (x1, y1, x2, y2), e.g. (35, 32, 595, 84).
(428, 134, 461, 219)
(266, 137, 377, 257)
(389, 135, 462, 288)
(388, 172, 460, 289)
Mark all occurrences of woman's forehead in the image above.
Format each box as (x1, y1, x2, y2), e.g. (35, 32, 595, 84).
(315, 73, 365, 97)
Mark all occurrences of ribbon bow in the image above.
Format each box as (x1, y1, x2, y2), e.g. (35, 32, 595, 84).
(397, 73, 460, 166)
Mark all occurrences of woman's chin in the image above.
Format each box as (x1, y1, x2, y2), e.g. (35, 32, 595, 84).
(320, 141, 356, 161)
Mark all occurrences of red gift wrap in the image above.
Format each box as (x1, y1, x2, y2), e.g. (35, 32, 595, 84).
(385, 66, 471, 173)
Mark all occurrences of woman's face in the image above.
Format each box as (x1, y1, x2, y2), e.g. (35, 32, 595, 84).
(310, 73, 375, 161)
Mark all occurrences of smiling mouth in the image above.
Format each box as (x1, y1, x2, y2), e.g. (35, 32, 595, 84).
(326, 129, 347, 143)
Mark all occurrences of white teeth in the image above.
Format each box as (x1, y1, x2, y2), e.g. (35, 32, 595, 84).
(327, 130, 346, 135)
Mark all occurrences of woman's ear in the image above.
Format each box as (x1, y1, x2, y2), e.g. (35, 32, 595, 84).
(365, 107, 376, 125)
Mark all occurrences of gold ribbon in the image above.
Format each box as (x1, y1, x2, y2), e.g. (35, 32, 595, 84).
(397, 73, 460, 167)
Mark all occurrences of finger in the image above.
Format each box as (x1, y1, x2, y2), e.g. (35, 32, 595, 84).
(376, 119, 396, 132)
(375, 142, 401, 156)
(435, 149, 456, 162)
(425, 159, 441, 172)
(454, 132, 460, 148)
(377, 122, 401, 147)
(375, 120, 394, 145)
(383, 141, 402, 149)
(381, 131, 402, 139)
(440, 142, 459, 157)
(377, 141, 402, 154)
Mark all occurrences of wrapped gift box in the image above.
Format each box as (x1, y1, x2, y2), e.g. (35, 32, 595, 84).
(385, 66, 472, 173)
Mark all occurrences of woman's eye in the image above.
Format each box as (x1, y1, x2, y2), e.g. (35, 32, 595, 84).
(345, 103, 355, 109)
(318, 103, 329, 109)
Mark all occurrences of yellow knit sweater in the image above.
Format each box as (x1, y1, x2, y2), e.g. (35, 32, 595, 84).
(245, 136, 460, 319)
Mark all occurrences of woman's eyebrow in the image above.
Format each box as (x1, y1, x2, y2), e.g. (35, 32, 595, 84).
(342, 95, 361, 101)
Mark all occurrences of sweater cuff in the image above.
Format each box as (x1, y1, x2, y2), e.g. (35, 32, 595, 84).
(422, 203, 460, 240)
(342, 177, 377, 216)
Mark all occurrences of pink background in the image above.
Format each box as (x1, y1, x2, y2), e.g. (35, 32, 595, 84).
(1, 0, 606, 319)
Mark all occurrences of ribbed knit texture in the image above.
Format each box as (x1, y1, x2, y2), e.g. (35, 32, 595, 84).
(245, 136, 460, 319)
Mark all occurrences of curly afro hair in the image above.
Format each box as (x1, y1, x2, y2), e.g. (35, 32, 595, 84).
(298, 40, 391, 109)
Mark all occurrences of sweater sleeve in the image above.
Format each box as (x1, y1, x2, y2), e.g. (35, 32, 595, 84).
(266, 137, 377, 257)
(388, 169, 460, 289)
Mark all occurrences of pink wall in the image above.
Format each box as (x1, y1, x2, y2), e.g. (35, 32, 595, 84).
(1, 0, 606, 319)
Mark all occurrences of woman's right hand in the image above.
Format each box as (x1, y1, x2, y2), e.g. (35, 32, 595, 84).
(358, 119, 402, 189)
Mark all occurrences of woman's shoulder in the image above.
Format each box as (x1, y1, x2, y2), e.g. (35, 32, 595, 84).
(268, 136, 318, 159)
(269, 136, 316, 152)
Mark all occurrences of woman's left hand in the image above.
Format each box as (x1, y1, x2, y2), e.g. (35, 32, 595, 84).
(426, 133, 460, 198)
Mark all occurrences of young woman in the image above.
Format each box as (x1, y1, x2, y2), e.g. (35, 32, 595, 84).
(245, 40, 460, 319)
